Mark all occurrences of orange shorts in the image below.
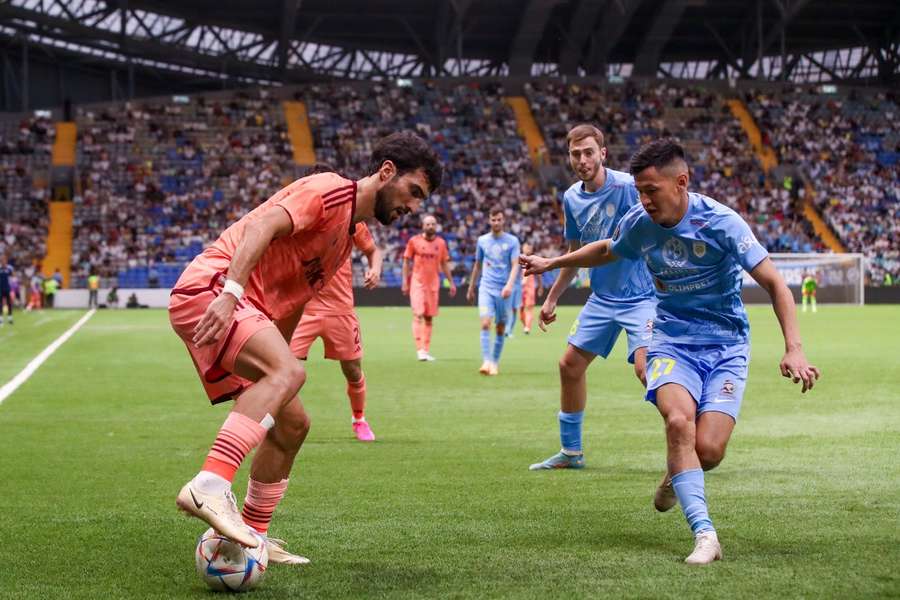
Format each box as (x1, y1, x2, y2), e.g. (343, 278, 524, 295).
(410, 285, 440, 317)
(290, 313, 362, 361)
(169, 274, 278, 404)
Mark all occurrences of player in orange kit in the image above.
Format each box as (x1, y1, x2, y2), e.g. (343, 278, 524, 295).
(291, 220, 382, 441)
(519, 243, 544, 334)
(402, 214, 456, 361)
(168, 131, 442, 563)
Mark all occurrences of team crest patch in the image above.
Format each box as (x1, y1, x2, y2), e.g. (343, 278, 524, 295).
(693, 241, 707, 258)
(605, 203, 615, 218)
(721, 380, 735, 395)
(662, 238, 688, 267)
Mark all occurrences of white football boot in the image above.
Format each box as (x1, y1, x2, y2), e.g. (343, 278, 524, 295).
(685, 530, 722, 565)
(177, 481, 259, 548)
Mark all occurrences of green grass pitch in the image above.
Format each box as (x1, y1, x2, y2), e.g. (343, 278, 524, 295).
(0, 305, 898, 599)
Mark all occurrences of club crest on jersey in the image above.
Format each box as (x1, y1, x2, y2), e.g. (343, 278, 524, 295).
(605, 203, 615, 218)
(662, 238, 688, 267)
(693, 241, 707, 258)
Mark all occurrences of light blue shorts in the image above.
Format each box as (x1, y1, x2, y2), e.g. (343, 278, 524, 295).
(645, 340, 750, 421)
(567, 293, 656, 363)
(478, 286, 513, 324)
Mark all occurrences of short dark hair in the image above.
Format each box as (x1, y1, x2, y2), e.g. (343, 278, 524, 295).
(566, 124, 605, 150)
(629, 139, 687, 176)
(368, 130, 443, 193)
(304, 162, 336, 176)
(489, 204, 504, 217)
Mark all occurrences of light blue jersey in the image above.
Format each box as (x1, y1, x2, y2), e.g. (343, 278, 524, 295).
(563, 168, 655, 302)
(476, 232, 520, 293)
(611, 192, 769, 346)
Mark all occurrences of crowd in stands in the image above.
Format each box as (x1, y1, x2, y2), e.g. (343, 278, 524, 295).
(525, 81, 824, 255)
(749, 88, 899, 285)
(0, 116, 52, 292)
(70, 91, 297, 288)
(2, 81, 897, 293)
(303, 81, 559, 285)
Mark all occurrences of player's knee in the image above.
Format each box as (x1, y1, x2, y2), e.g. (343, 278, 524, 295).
(664, 413, 695, 444)
(271, 361, 306, 401)
(274, 409, 310, 451)
(697, 441, 725, 471)
(424, 316, 433, 323)
(558, 355, 585, 382)
(342, 363, 363, 383)
(480, 320, 491, 331)
(496, 323, 506, 335)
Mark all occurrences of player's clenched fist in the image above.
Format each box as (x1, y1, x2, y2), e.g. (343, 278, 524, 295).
(192, 293, 237, 346)
(519, 254, 552, 276)
(538, 297, 557, 332)
(779, 348, 821, 393)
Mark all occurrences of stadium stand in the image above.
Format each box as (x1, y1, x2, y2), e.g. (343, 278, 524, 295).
(0, 116, 52, 277)
(70, 92, 297, 289)
(748, 88, 900, 285)
(525, 81, 826, 255)
(4, 82, 895, 290)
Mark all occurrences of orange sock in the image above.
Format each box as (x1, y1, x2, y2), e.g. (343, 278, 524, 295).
(347, 374, 366, 420)
(201, 412, 269, 482)
(423, 320, 433, 352)
(412, 318, 423, 351)
(241, 478, 289, 534)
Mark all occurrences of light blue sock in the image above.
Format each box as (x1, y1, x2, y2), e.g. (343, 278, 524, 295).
(480, 329, 491, 361)
(492, 331, 506, 362)
(672, 468, 715, 535)
(507, 309, 517, 335)
(558, 410, 584, 453)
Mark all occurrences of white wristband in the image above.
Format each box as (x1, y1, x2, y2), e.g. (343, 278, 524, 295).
(222, 279, 244, 301)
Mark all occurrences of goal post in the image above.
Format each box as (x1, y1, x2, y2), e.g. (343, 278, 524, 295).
(742, 253, 865, 305)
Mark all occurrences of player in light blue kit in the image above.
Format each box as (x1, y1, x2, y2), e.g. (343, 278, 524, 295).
(521, 140, 820, 564)
(466, 205, 520, 375)
(505, 269, 523, 338)
(529, 124, 656, 471)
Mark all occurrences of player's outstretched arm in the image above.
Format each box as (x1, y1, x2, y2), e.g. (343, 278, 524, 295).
(193, 207, 293, 346)
(520, 239, 617, 276)
(750, 257, 821, 392)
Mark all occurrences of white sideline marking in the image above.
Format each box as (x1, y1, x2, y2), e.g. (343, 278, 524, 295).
(0, 309, 96, 406)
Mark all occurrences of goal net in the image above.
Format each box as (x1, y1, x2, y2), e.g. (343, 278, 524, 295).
(742, 253, 865, 305)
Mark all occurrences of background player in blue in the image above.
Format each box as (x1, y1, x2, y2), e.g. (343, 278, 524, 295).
(466, 205, 520, 376)
(529, 124, 656, 471)
(0, 257, 14, 325)
(520, 139, 820, 565)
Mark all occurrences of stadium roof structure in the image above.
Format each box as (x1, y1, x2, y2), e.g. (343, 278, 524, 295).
(0, 0, 898, 100)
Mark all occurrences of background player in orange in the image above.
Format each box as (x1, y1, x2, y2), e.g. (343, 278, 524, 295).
(168, 131, 442, 563)
(519, 242, 544, 334)
(402, 214, 456, 361)
(290, 220, 382, 442)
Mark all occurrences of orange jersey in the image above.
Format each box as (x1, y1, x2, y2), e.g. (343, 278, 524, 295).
(172, 172, 357, 322)
(404, 234, 449, 290)
(303, 222, 376, 316)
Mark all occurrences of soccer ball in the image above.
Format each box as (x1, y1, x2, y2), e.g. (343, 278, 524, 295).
(195, 527, 268, 592)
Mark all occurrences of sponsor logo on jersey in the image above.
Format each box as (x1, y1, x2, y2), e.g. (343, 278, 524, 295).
(737, 235, 759, 254)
